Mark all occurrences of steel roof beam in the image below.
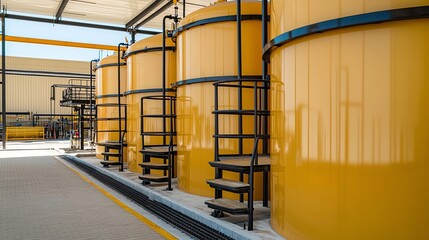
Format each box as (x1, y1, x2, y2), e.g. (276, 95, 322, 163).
(136, 0, 173, 29)
(126, 0, 165, 29)
(55, 0, 70, 21)
(5, 13, 160, 35)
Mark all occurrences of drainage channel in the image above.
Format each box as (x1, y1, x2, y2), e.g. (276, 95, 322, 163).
(61, 155, 233, 240)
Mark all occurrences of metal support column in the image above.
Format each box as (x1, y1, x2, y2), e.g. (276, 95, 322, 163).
(89, 59, 97, 145)
(162, 16, 168, 146)
(261, 0, 269, 155)
(183, 0, 186, 18)
(236, 0, 243, 155)
(1, 7, 6, 149)
(79, 105, 84, 150)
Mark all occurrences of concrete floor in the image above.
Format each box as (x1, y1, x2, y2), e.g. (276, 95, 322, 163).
(0, 140, 284, 239)
(71, 154, 284, 240)
(0, 140, 184, 240)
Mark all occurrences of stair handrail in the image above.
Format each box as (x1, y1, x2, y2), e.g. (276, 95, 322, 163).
(167, 95, 175, 190)
(119, 130, 126, 171)
(117, 43, 128, 172)
(248, 136, 262, 231)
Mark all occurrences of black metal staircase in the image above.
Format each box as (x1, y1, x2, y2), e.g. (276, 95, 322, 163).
(95, 103, 127, 171)
(96, 44, 128, 171)
(138, 95, 176, 190)
(204, 0, 270, 231)
(138, 13, 179, 190)
(204, 79, 270, 230)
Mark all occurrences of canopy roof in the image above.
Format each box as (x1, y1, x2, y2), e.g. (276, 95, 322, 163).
(3, 0, 214, 32)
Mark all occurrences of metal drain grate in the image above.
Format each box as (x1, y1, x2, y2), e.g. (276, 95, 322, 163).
(61, 155, 233, 240)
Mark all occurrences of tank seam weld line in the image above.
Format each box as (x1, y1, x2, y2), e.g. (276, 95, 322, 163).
(56, 157, 178, 240)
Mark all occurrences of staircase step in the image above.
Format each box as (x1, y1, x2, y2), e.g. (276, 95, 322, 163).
(209, 155, 271, 172)
(96, 130, 126, 133)
(141, 132, 177, 136)
(138, 174, 169, 182)
(96, 103, 126, 107)
(101, 152, 121, 157)
(100, 160, 121, 167)
(206, 179, 250, 193)
(96, 141, 127, 148)
(139, 162, 169, 170)
(212, 109, 270, 115)
(96, 117, 126, 121)
(140, 146, 177, 156)
(140, 114, 176, 118)
(205, 198, 248, 215)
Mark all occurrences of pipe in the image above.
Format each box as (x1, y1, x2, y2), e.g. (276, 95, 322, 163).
(183, 0, 186, 18)
(117, 43, 127, 171)
(236, 0, 243, 155)
(261, 0, 268, 155)
(5, 13, 160, 35)
(131, 30, 136, 44)
(2, 8, 6, 149)
(0, 35, 127, 51)
(80, 105, 84, 150)
(89, 59, 98, 145)
(162, 14, 176, 145)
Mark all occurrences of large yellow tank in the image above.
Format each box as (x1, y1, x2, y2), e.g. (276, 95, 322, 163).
(95, 54, 128, 160)
(267, 1, 429, 239)
(124, 34, 176, 173)
(175, 0, 268, 198)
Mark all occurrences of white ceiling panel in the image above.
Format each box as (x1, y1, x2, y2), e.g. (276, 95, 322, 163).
(4, 0, 61, 16)
(3, 0, 215, 30)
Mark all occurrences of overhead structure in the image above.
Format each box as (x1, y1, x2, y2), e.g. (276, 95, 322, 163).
(126, 0, 165, 29)
(2, 0, 213, 31)
(135, 1, 174, 29)
(55, 0, 69, 22)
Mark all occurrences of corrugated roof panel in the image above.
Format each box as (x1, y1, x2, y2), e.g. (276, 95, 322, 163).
(4, 0, 60, 16)
(3, 0, 215, 30)
(63, 0, 155, 25)
(138, 2, 208, 29)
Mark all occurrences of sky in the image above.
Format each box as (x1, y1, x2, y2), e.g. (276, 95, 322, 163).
(3, 14, 154, 61)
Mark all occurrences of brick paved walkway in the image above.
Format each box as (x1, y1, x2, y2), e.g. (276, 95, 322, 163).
(0, 154, 166, 240)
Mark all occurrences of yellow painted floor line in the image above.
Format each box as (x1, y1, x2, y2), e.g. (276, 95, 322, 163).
(59, 159, 178, 240)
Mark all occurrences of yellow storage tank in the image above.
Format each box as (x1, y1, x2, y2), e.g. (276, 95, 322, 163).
(175, 0, 268, 198)
(266, 1, 429, 239)
(95, 54, 128, 160)
(124, 34, 176, 173)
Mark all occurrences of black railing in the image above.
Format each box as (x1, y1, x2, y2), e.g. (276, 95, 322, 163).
(95, 103, 127, 170)
(212, 78, 270, 231)
(140, 95, 176, 190)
